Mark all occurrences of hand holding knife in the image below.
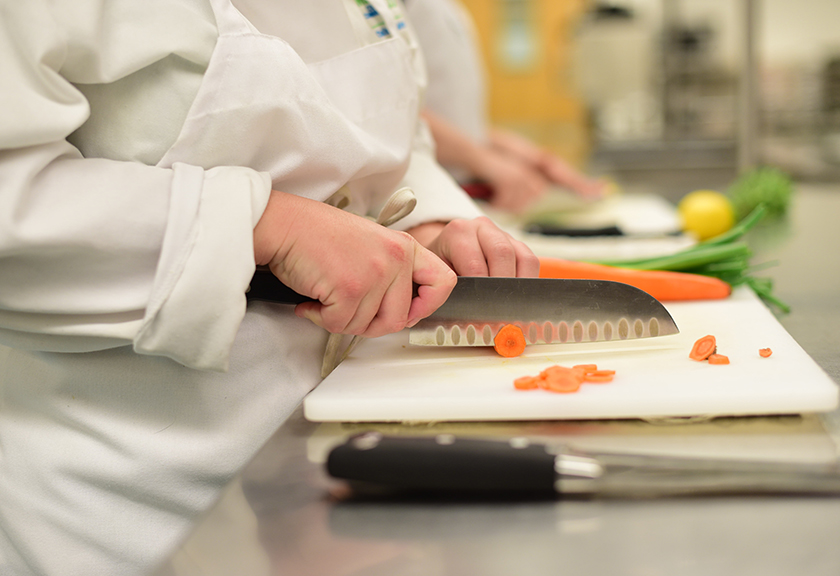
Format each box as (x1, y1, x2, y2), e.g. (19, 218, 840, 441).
(247, 270, 679, 348)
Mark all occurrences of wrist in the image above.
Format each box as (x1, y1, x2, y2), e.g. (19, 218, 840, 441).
(253, 190, 307, 266)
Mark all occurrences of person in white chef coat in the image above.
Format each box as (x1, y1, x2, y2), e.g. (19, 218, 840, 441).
(404, 0, 607, 214)
(0, 1, 539, 575)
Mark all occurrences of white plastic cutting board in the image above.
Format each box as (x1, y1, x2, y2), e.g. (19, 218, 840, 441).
(302, 287, 839, 423)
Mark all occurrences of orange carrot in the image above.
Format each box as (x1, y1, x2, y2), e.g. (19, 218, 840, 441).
(584, 369, 616, 383)
(514, 363, 616, 393)
(689, 335, 717, 361)
(708, 354, 730, 365)
(540, 365, 575, 379)
(545, 376, 582, 393)
(513, 375, 540, 390)
(541, 366, 583, 393)
(539, 257, 731, 301)
(759, 348, 773, 358)
(494, 324, 526, 357)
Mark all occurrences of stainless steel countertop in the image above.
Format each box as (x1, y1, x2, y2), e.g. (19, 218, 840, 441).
(155, 184, 840, 576)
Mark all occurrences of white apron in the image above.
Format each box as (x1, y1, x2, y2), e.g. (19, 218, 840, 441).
(158, 0, 422, 212)
(0, 1, 425, 575)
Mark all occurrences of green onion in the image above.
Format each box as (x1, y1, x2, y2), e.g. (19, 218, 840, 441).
(592, 204, 789, 313)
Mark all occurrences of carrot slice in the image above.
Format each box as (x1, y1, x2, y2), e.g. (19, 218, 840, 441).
(539, 257, 731, 302)
(584, 369, 616, 383)
(541, 365, 576, 379)
(544, 372, 582, 393)
(708, 353, 730, 365)
(689, 335, 717, 361)
(494, 324, 526, 358)
(759, 348, 773, 358)
(513, 375, 539, 390)
(572, 364, 598, 373)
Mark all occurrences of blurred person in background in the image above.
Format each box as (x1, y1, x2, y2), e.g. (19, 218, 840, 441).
(405, 0, 607, 214)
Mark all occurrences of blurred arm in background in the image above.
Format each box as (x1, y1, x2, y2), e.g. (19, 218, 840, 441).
(407, 0, 606, 214)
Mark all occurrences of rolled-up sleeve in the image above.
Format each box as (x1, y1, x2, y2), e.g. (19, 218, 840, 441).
(0, 1, 270, 371)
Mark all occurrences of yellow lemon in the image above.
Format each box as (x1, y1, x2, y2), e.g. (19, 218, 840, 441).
(678, 190, 736, 240)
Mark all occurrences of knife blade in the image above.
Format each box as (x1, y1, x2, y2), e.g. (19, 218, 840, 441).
(247, 268, 679, 346)
(409, 275, 677, 346)
(327, 433, 840, 497)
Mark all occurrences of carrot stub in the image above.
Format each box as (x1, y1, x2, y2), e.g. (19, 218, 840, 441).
(494, 324, 527, 358)
(708, 353, 730, 365)
(759, 348, 773, 358)
(689, 335, 717, 361)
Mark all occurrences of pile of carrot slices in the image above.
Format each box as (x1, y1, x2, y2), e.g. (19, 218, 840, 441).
(514, 364, 615, 394)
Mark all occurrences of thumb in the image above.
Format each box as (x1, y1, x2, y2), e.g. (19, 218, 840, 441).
(295, 301, 326, 330)
(406, 244, 457, 327)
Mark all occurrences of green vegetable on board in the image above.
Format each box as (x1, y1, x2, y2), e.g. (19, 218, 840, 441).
(727, 167, 794, 220)
(595, 204, 790, 314)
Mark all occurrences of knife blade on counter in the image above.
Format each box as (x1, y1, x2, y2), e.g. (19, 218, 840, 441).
(247, 268, 679, 346)
(326, 433, 840, 498)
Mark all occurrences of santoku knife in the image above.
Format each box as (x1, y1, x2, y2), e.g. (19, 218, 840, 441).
(327, 433, 840, 497)
(247, 267, 679, 346)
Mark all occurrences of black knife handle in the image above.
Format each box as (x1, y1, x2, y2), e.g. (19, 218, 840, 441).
(327, 433, 557, 494)
(246, 268, 315, 305)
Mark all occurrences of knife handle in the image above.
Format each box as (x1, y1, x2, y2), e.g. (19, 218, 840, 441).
(326, 433, 557, 494)
(247, 267, 315, 305)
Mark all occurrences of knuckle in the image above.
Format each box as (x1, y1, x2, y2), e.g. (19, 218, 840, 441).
(517, 249, 541, 276)
(489, 239, 516, 260)
(461, 258, 488, 276)
(338, 277, 369, 302)
(385, 231, 416, 262)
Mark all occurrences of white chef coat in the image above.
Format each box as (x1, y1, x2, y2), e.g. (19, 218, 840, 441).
(404, 0, 490, 181)
(0, 0, 482, 574)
